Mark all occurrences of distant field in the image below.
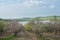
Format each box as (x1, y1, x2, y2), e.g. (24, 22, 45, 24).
(17, 16, 60, 21)
(0, 16, 60, 22)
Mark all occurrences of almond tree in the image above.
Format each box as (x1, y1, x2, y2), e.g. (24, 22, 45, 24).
(4, 20, 24, 37)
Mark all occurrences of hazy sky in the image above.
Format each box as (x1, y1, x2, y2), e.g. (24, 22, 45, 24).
(0, 0, 60, 19)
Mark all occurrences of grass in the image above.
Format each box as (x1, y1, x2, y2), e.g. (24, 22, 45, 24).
(0, 35, 16, 40)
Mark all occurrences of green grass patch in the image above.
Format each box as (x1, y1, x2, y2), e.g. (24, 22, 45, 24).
(0, 35, 16, 40)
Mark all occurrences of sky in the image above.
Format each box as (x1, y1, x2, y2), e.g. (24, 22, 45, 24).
(0, 0, 60, 19)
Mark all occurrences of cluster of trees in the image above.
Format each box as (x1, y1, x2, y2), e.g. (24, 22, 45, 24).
(25, 17, 60, 40)
(0, 16, 60, 40)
